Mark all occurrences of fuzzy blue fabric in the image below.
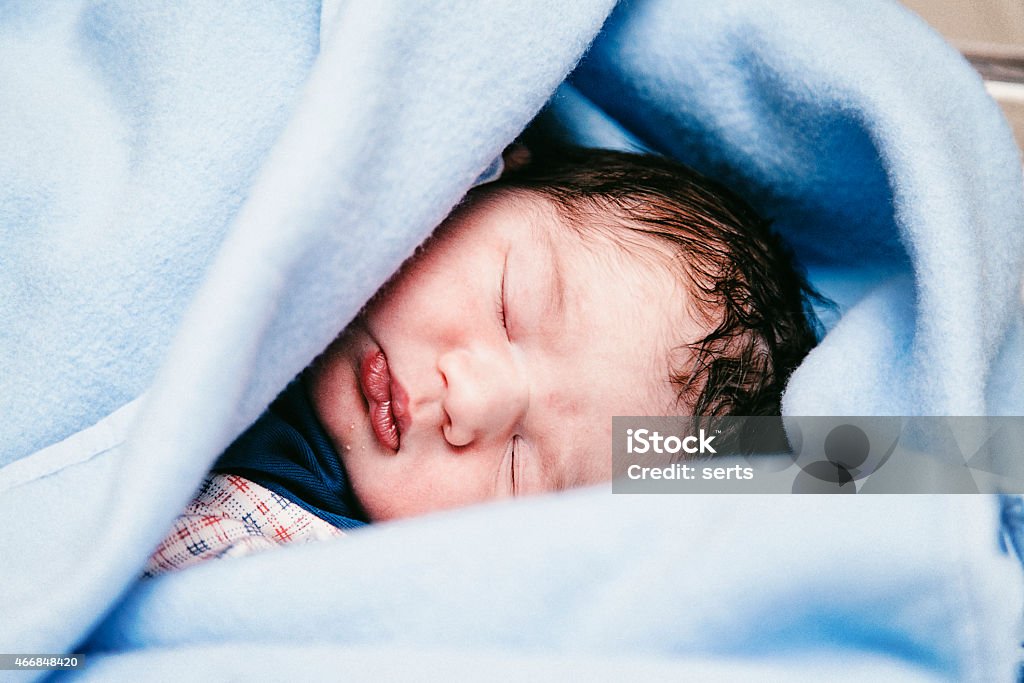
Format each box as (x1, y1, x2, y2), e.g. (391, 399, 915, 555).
(1, 1, 1022, 679)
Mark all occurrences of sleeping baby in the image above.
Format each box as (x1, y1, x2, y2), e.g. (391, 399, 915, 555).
(146, 145, 822, 574)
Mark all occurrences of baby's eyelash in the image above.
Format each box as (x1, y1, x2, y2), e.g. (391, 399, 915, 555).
(497, 281, 506, 328)
(498, 260, 509, 336)
(510, 436, 518, 496)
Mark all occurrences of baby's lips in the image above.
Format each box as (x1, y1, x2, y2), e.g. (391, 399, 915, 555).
(361, 349, 392, 403)
(371, 399, 400, 452)
(360, 349, 400, 452)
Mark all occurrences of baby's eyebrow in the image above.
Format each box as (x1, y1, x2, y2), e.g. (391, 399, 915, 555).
(547, 250, 567, 323)
(538, 228, 567, 326)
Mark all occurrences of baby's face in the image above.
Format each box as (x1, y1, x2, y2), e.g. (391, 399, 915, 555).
(309, 191, 696, 520)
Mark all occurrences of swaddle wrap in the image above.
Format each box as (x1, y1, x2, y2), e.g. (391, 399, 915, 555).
(1, 1, 1022, 679)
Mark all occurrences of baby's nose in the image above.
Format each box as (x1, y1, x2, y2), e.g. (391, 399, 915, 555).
(438, 346, 527, 447)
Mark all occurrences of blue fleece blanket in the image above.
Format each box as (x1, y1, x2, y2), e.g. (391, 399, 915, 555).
(1, 0, 1023, 679)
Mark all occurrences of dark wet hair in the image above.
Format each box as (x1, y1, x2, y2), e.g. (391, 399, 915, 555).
(481, 145, 825, 420)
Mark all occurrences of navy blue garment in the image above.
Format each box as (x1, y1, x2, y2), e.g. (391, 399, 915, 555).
(213, 377, 368, 529)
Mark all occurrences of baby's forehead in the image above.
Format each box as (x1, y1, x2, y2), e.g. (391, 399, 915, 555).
(518, 190, 691, 305)
(495, 190, 699, 412)
(487, 187, 681, 267)
(460, 185, 705, 341)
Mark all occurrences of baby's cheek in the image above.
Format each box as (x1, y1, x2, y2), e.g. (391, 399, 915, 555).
(308, 350, 347, 424)
(541, 389, 582, 418)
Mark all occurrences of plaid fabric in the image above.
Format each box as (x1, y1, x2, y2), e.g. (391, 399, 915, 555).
(145, 474, 345, 576)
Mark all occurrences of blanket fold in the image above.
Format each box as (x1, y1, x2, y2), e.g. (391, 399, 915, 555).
(1, 0, 1022, 678)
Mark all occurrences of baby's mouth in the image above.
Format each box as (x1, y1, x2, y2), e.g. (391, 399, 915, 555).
(359, 349, 400, 452)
